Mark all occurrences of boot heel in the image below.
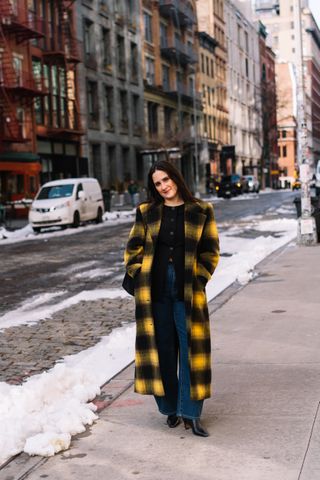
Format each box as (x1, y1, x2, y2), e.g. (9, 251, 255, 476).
(182, 418, 209, 437)
(183, 419, 191, 430)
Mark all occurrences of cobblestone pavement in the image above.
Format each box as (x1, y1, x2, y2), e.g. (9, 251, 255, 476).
(0, 296, 135, 384)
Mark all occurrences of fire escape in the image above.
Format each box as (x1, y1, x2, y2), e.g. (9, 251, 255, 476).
(0, 0, 45, 146)
(43, 0, 83, 137)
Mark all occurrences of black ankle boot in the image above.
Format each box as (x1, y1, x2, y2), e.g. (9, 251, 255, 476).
(183, 418, 209, 437)
(166, 414, 181, 428)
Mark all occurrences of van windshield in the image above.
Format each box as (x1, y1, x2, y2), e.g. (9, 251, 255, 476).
(37, 184, 74, 200)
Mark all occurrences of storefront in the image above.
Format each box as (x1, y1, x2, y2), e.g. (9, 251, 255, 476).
(0, 152, 41, 202)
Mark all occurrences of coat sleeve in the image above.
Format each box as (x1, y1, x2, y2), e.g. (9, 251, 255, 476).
(196, 203, 220, 285)
(124, 207, 146, 279)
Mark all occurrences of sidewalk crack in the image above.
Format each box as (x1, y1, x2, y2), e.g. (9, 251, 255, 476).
(297, 400, 320, 479)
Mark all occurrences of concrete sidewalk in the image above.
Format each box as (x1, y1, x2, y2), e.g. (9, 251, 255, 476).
(2, 242, 320, 480)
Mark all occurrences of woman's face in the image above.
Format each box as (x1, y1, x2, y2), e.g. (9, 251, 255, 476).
(152, 170, 179, 202)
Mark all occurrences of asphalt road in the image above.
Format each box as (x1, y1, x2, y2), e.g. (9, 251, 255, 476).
(0, 191, 296, 316)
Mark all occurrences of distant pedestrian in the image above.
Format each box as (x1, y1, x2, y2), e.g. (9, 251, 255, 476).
(124, 160, 220, 436)
(127, 180, 138, 207)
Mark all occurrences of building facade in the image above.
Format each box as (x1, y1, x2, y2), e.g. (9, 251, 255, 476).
(276, 62, 297, 182)
(258, 21, 278, 188)
(196, 0, 229, 181)
(225, 0, 262, 175)
(254, 0, 320, 168)
(77, 0, 144, 192)
(0, 0, 86, 203)
(140, 0, 202, 192)
(0, 0, 43, 201)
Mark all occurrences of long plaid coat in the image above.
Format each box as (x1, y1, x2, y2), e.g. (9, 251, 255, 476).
(124, 200, 220, 401)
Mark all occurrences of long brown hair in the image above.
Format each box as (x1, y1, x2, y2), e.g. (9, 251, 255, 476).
(147, 160, 197, 204)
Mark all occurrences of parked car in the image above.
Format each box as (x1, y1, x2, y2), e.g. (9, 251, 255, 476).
(292, 178, 301, 191)
(29, 178, 104, 233)
(216, 174, 243, 198)
(242, 175, 260, 193)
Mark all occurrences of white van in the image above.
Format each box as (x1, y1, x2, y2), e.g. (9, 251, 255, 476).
(29, 178, 104, 233)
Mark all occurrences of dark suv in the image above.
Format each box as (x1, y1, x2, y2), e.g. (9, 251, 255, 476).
(217, 174, 243, 198)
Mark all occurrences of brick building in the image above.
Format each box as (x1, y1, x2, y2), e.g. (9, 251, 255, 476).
(0, 0, 86, 203)
(258, 21, 278, 188)
(196, 0, 229, 180)
(140, 0, 202, 192)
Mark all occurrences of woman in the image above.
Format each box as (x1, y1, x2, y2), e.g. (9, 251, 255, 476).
(124, 160, 219, 437)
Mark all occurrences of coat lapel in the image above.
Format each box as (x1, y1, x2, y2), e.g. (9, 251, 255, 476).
(185, 202, 207, 252)
(145, 203, 162, 246)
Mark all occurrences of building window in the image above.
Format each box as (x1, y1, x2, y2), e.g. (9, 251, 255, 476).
(189, 76, 194, 96)
(145, 56, 155, 85)
(282, 130, 287, 138)
(144, 11, 152, 43)
(130, 42, 138, 82)
(164, 106, 173, 135)
(147, 102, 158, 135)
(160, 22, 168, 48)
(83, 19, 96, 67)
(204, 114, 207, 134)
(119, 89, 128, 130)
(91, 144, 102, 184)
(244, 31, 249, 53)
(32, 57, 42, 90)
(283, 145, 287, 157)
(104, 85, 114, 130)
(162, 64, 170, 90)
(132, 94, 140, 129)
(206, 56, 209, 76)
(12, 55, 22, 85)
(117, 35, 126, 77)
(210, 59, 214, 78)
(16, 107, 25, 138)
(245, 58, 249, 78)
(87, 80, 99, 129)
(101, 28, 112, 70)
(201, 53, 205, 73)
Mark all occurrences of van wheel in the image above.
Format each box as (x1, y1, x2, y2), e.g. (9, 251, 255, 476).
(72, 211, 80, 228)
(33, 227, 41, 233)
(95, 207, 103, 224)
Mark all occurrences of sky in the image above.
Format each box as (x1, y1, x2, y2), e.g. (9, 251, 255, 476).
(308, 0, 320, 30)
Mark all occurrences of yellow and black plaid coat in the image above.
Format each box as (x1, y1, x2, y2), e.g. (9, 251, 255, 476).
(124, 200, 220, 401)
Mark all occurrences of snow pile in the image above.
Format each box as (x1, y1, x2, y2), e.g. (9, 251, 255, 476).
(25, 433, 71, 457)
(0, 209, 135, 245)
(0, 224, 34, 241)
(206, 217, 297, 301)
(0, 323, 135, 464)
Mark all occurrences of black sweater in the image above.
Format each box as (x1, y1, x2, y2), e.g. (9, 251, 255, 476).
(151, 204, 185, 301)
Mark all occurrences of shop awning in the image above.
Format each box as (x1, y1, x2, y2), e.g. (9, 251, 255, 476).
(0, 152, 41, 162)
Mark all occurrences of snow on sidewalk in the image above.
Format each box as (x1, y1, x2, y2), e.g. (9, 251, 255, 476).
(0, 214, 297, 465)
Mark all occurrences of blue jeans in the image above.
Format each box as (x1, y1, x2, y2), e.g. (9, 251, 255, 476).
(153, 263, 203, 420)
